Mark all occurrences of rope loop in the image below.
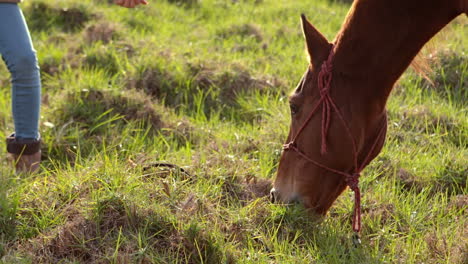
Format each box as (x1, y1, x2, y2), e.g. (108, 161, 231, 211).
(319, 82, 330, 97)
(318, 65, 332, 97)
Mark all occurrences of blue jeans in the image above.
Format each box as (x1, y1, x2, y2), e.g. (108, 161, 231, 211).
(0, 3, 41, 140)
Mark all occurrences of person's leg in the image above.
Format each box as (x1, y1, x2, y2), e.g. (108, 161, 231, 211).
(0, 3, 41, 172)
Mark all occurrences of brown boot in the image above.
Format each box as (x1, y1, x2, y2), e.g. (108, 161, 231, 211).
(6, 134, 41, 174)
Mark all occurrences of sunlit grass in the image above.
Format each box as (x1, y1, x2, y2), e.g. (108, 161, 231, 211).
(0, 0, 466, 263)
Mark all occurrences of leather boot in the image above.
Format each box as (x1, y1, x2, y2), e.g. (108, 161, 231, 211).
(6, 134, 41, 174)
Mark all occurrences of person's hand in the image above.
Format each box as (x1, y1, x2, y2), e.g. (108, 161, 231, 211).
(115, 0, 148, 8)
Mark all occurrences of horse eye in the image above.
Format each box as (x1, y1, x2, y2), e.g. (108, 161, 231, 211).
(290, 103, 299, 115)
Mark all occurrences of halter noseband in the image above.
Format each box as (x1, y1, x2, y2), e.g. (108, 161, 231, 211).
(283, 45, 387, 233)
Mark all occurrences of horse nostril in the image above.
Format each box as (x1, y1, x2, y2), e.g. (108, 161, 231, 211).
(270, 188, 277, 203)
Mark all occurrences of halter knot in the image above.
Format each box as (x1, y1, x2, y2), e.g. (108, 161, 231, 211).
(318, 51, 334, 91)
(319, 86, 330, 97)
(345, 173, 360, 191)
(283, 142, 296, 151)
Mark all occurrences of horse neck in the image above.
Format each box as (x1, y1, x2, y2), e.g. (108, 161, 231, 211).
(332, 0, 462, 110)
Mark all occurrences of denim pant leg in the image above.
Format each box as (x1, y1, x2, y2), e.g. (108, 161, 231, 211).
(0, 3, 41, 140)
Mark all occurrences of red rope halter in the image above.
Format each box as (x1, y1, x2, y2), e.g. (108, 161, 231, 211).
(283, 46, 387, 233)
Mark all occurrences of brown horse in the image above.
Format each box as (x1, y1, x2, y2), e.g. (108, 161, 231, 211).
(270, 0, 467, 232)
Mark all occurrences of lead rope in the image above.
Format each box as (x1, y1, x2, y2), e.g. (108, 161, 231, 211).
(283, 45, 388, 237)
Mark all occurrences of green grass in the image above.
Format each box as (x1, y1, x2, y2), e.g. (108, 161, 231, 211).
(0, 0, 466, 263)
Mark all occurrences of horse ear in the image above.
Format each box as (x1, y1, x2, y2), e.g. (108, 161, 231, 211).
(301, 14, 331, 67)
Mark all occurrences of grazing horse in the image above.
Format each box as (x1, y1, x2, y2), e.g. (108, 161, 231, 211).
(270, 0, 467, 232)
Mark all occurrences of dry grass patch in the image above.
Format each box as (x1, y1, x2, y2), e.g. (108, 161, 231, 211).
(219, 174, 271, 205)
(188, 62, 282, 103)
(425, 227, 468, 264)
(52, 89, 164, 131)
(448, 195, 468, 211)
(126, 66, 176, 99)
(22, 214, 98, 263)
(41, 89, 165, 163)
(363, 203, 396, 226)
(84, 21, 122, 44)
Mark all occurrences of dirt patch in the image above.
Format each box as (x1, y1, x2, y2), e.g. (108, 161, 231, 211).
(244, 175, 272, 199)
(16, 197, 218, 262)
(1, 184, 232, 263)
(363, 203, 395, 225)
(18, 209, 98, 263)
(448, 195, 468, 211)
(17, 198, 170, 262)
(26, 2, 93, 32)
(188, 62, 282, 104)
(41, 60, 61, 76)
(166, 119, 201, 146)
(54, 89, 164, 131)
(396, 168, 423, 192)
(141, 163, 194, 184)
(425, 228, 468, 264)
(94, 197, 135, 233)
(219, 174, 271, 205)
(84, 21, 122, 44)
(42, 89, 165, 164)
(126, 66, 176, 99)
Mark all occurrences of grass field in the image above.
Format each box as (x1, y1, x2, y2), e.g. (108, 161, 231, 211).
(0, 0, 466, 263)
